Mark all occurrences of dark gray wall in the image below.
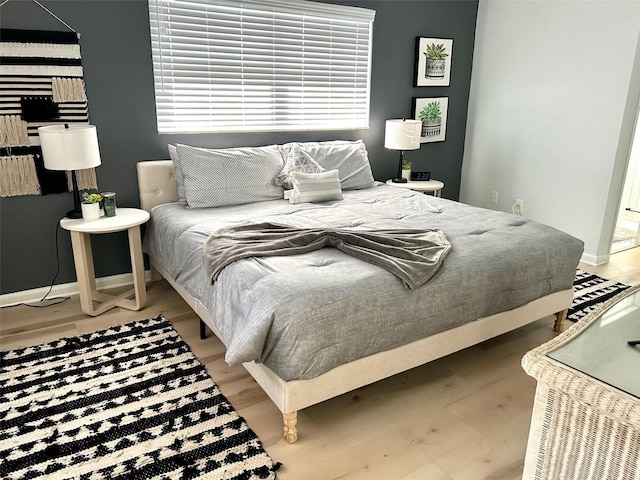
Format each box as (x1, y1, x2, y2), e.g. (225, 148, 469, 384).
(0, 0, 478, 295)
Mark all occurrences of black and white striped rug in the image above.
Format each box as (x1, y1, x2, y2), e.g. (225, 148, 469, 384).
(568, 269, 631, 322)
(0, 315, 279, 480)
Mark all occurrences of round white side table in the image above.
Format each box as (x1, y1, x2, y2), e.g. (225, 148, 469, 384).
(385, 179, 444, 197)
(60, 208, 150, 316)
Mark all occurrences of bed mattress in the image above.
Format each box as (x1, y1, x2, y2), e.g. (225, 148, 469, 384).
(144, 184, 583, 381)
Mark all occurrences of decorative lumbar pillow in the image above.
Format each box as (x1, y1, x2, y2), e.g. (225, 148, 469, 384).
(288, 169, 343, 204)
(280, 139, 374, 191)
(167, 144, 187, 206)
(275, 146, 326, 189)
(175, 143, 284, 208)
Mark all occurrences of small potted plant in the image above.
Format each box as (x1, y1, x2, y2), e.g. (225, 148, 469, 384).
(419, 101, 442, 137)
(424, 43, 448, 79)
(81, 192, 102, 221)
(402, 160, 412, 181)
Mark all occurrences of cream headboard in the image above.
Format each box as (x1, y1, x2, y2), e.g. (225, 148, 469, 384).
(136, 160, 179, 212)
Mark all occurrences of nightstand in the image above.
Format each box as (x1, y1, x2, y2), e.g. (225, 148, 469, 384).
(385, 179, 444, 197)
(60, 208, 150, 316)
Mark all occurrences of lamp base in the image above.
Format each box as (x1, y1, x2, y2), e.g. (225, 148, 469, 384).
(66, 209, 82, 219)
(392, 177, 408, 183)
(67, 170, 83, 219)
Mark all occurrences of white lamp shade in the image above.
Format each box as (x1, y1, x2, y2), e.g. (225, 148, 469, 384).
(38, 125, 102, 171)
(384, 119, 422, 151)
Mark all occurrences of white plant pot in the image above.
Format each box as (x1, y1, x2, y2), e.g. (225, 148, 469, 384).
(425, 58, 446, 78)
(422, 120, 442, 137)
(402, 169, 411, 181)
(81, 202, 100, 221)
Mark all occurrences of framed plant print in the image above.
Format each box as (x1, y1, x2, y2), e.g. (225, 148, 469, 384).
(413, 97, 448, 143)
(414, 37, 453, 87)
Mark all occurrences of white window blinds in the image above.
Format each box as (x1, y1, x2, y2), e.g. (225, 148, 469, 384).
(148, 0, 375, 134)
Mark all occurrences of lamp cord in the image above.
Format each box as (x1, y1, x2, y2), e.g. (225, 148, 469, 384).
(1, 217, 70, 309)
(38, 218, 68, 303)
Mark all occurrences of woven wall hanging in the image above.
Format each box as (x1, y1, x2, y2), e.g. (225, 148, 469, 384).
(0, 28, 98, 197)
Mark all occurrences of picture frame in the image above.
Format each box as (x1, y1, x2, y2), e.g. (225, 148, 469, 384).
(413, 97, 448, 143)
(414, 37, 453, 87)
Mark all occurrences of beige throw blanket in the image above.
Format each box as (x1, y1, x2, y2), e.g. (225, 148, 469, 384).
(203, 222, 451, 289)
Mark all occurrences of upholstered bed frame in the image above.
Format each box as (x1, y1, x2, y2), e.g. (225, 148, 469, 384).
(137, 160, 571, 443)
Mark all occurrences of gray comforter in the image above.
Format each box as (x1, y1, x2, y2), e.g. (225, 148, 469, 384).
(203, 222, 451, 289)
(144, 184, 584, 381)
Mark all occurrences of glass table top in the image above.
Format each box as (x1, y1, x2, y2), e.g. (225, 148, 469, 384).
(547, 288, 640, 398)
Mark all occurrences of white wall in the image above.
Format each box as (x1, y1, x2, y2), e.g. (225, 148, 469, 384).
(461, 0, 640, 264)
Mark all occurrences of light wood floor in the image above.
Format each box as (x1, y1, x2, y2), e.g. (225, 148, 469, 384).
(2, 247, 639, 480)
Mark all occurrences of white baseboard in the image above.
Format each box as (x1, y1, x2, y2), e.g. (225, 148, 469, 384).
(0, 271, 152, 307)
(580, 252, 610, 266)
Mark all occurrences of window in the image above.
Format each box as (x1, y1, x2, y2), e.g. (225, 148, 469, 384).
(148, 0, 375, 134)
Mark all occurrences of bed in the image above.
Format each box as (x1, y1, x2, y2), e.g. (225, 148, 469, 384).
(136, 140, 584, 443)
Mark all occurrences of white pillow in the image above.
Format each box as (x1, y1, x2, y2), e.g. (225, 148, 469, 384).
(276, 146, 326, 189)
(288, 169, 343, 204)
(280, 140, 374, 191)
(176, 143, 284, 208)
(167, 144, 187, 205)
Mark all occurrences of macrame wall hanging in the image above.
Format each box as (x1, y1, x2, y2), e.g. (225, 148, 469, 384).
(0, 18, 98, 197)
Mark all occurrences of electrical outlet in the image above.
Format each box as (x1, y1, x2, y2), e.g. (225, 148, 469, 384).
(513, 198, 524, 215)
(491, 191, 498, 204)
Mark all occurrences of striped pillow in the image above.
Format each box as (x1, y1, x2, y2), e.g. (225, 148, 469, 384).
(176, 143, 284, 208)
(288, 169, 343, 204)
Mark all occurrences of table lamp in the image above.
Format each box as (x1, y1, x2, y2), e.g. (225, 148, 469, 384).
(38, 124, 101, 219)
(384, 119, 421, 183)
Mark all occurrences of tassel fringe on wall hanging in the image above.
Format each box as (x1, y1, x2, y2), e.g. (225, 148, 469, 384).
(0, 28, 98, 197)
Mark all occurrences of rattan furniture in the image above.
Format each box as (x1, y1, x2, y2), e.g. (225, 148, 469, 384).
(522, 284, 640, 480)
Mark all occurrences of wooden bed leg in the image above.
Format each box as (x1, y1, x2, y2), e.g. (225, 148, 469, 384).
(283, 412, 298, 443)
(199, 319, 208, 340)
(554, 309, 568, 332)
